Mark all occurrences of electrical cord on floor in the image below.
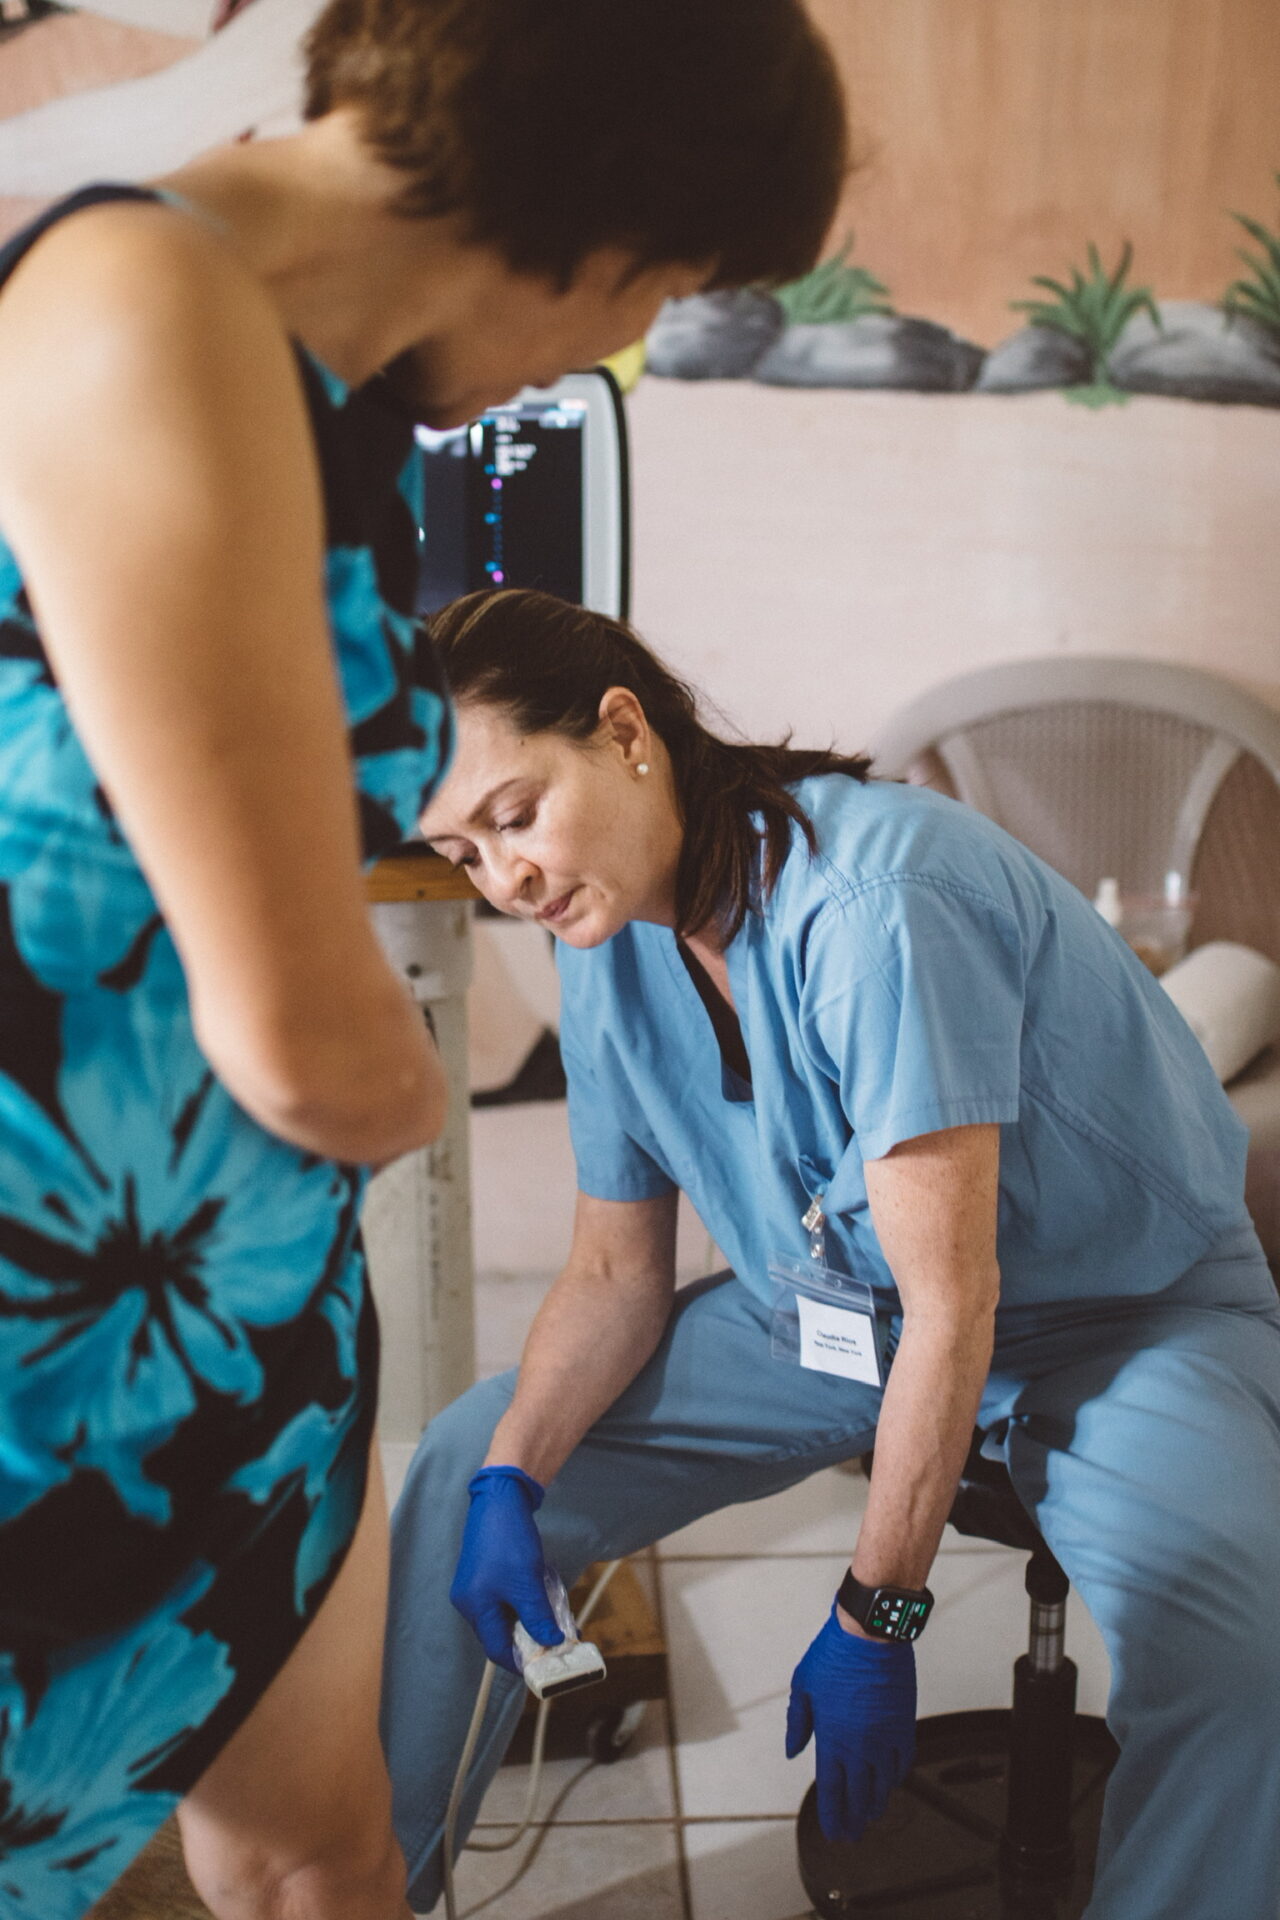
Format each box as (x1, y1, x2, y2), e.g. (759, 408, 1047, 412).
(440, 1558, 623, 1920)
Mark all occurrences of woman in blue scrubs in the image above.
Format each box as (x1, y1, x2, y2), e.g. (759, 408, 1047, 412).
(385, 588, 1280, 1920)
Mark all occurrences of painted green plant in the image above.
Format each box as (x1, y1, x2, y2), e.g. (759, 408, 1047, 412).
(775, 236, 894, 324)
(1011, 241, 1160, 407)
(1223, 175, 1280, 341)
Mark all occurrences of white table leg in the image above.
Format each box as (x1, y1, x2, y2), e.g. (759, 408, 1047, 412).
(365, 899, 476, 1442)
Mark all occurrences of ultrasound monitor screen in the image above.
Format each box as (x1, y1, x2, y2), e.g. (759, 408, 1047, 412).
(416, 397, 586, 615)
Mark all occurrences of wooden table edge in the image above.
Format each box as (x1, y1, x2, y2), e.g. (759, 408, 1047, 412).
(366, 850, 479, 905)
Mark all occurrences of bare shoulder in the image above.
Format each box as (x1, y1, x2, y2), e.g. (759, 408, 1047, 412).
(0, 195, 285, 379)
(0, 197, 304, 494)
(0, 195, 322, 598)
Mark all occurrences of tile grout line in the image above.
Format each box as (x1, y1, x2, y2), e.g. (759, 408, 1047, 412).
(678, 1813, 798, 1826)
(650, 1549, 696, 1920)
(474, 1813, 799, 1830)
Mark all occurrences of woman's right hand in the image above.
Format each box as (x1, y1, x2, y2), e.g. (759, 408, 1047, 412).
(0, 198, 445, 1166)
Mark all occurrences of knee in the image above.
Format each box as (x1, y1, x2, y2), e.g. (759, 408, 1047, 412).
(185, 1813, 406, 1920)
(276, 1826, 407, 1920)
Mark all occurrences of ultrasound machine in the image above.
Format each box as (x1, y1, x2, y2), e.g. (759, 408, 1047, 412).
(405, 364, 631, 1109)
(367, 369, 633, 1446)
(414, 366, 630, 622)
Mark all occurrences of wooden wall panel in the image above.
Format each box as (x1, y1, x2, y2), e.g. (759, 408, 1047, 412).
(807, 0, 1280, 344)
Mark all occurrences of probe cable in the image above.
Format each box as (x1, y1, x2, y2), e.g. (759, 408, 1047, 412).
(440, 1557, 623, 1920)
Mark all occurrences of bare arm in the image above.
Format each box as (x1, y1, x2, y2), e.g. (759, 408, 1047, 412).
(842, 1123, 1001, 1632)
(485, 1189, 680, 1483)
(0, 203, 444, 1162)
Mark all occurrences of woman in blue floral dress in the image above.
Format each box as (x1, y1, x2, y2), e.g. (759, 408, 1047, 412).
(0, 3, 845, 1916)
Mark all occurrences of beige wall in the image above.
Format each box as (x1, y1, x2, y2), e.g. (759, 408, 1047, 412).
(0, 12, 197, 241)
(4, 2, 1274, 752)
(630, 7, 1280, 751)
(808, 0, 1280, 344)
(0, 11, 193, 120)
(6, 2, 1277, 341)
(627, 381, 1280, 753)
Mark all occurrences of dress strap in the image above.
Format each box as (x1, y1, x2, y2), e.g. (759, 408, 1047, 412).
(0, 182, 230, 297)
(148, 185, 235, 242)
(0, 183, 160, 293)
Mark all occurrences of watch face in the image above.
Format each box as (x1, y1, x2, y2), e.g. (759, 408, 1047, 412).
(868, 1590, 932, 1641)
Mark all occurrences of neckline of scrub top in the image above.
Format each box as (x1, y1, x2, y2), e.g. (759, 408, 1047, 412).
(660, 927, 755, 1106)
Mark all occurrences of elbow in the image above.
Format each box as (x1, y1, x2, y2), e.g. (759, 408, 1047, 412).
(196, 995, 448, 1164)
(901, 1262, 1001, 1343)
(275, 1046, 448, 1164)
(276, 1072, 447, 1166)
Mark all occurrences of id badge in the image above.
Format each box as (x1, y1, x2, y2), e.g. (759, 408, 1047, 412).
(768, 1250, 884, 1387)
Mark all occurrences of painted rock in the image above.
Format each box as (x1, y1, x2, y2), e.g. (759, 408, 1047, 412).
(976, 325, 1092, 392)
(1110, 301, 1280, 406)
(644, 290, 785, 380)
(753, 315, 985, 392)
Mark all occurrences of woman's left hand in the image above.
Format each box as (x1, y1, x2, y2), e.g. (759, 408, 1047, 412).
(786, 1606, 917, 1842)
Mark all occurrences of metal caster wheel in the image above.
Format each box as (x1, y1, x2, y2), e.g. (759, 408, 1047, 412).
(585, 1700, 647, 1764)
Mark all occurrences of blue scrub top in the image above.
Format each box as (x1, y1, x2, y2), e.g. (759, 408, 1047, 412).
(557, 775, 1251, 1312)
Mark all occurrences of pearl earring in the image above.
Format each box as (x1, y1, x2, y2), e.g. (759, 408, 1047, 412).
(636, 762, 650, 776)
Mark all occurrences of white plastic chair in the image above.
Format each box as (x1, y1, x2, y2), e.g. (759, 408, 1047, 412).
(872, 655, 1280, 1262)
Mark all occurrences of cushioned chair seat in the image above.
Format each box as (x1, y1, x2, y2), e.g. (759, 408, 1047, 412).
(1228, 1045, 1280, 1261)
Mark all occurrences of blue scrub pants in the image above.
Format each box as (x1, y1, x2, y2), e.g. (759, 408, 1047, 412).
(382, 1226, 1280, 1919)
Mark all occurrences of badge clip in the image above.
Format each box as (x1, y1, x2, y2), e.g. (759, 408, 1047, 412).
(802, 1192, 827, 1265)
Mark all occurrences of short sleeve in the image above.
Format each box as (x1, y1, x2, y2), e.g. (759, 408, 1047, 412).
(560, 1013, 676, 1203)
(800, 876, 1026, 1162)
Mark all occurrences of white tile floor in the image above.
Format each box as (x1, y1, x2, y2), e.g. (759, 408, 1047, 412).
(388, 1098, 1113, 1920)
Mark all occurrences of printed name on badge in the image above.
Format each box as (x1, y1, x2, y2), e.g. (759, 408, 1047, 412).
(795, 1291, 881, 1385)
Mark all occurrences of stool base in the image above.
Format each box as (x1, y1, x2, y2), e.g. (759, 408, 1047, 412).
(796, 1709, 1117, 1919)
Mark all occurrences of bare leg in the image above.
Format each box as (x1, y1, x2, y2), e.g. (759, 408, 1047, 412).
(176, 1444, 412, 1920)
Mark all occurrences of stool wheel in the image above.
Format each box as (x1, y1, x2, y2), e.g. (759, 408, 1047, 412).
(585, 1700, 647, 1764)
(795, 1709, 1117, 1919)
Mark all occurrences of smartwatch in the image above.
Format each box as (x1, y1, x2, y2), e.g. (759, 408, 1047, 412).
(837, 1568, 934, 1642)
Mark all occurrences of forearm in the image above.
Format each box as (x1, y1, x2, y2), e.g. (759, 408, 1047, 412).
(848, 1304, 996, 1595)
(849, 1124, 1002, 1615)
(485, 1265, 672, 1486)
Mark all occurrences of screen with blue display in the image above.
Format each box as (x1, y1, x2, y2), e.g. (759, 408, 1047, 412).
(416, 397, 587, 614)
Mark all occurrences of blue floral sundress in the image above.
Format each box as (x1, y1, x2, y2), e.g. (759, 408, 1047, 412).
(0, 186, 452, 1918)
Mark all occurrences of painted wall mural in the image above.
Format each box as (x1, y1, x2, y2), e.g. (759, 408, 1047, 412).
(609, 0, 1280, 783)
(0, 0, 1277, 1121)
(643, 188, 1280, 411)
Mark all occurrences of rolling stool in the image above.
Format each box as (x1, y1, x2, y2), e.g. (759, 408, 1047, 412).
(796, 1436, 1118, 1919)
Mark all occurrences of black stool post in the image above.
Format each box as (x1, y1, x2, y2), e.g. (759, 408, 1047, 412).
(1001, 1540, 1078, 1884)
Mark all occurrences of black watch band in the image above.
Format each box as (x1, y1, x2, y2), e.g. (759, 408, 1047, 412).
(837, 1568, 934, 1642)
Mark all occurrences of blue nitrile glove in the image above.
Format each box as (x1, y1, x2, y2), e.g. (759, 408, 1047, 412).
(785, 1604, 917, 1843)
(449, 1465, 566, 1673)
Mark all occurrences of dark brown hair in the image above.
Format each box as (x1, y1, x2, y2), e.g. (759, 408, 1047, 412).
(303, 0, 849, 289)
(425, 589, 872, 942)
